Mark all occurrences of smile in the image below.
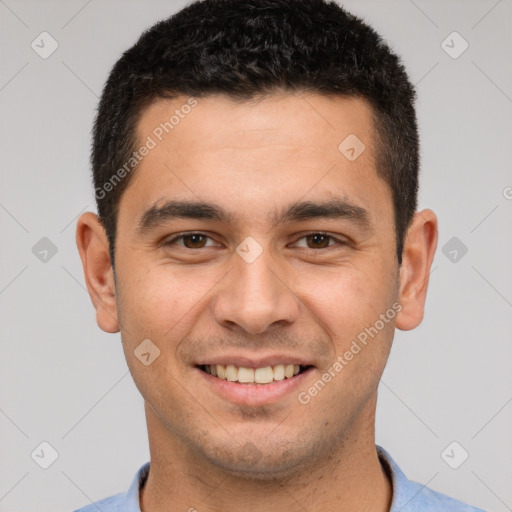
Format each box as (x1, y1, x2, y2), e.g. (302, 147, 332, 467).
(199, 364, 312, 384)
(196, 363, 315, 406)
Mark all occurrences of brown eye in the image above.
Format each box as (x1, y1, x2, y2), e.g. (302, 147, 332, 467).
(181, 234, 208, 248)
(291, 233, 341, 250)
(167, 233, 216, 249)
(305, 233, 332, 249)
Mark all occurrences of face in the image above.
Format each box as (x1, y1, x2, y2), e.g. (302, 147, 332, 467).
(77, 92, 437, 480)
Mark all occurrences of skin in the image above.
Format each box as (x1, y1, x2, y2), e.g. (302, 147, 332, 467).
(76, 92, 438, 512)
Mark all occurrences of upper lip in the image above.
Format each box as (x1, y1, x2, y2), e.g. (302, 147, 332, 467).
(195, 353, 314, 368)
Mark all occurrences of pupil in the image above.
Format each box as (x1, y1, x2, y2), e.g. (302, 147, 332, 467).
(185, 234, 205, 248)
(308, 234, 329, 248)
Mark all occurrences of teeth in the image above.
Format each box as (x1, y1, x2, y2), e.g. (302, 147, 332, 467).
(273, 364, 285, 380)
(255, 366, 273, 384)
(238, 367, 254, 383)
(225, 364, 238, 382)
(204, 364, 304, 383)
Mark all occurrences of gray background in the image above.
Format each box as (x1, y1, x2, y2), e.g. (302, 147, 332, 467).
(1, 0, 511, 511)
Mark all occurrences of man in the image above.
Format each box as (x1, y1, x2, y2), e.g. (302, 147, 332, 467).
(74, 0, 485, 510)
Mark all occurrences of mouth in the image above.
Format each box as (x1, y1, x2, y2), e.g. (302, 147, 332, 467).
(197, 363, 314, 384)
(194, 356, 316, 405)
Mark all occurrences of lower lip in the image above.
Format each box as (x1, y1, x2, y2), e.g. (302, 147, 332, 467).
(196, 367, 315, 406)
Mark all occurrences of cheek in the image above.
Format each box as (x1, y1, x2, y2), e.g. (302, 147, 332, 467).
(296, 262, 397, 393)
(116, 262, 220, 343)
(298, 264, 390, 335)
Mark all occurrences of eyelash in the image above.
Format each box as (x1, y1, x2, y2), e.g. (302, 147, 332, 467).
(165, 232, 346, 250)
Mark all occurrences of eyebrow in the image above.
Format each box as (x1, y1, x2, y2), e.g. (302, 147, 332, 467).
(137, 197, 372, 234)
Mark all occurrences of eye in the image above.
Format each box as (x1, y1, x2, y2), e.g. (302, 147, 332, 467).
(164, 232, 346, 251)
(293, 232, 344, 249)
(166, 233, 218, 249)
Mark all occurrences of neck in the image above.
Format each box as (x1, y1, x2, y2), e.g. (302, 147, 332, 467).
(139, 397, 392, 512)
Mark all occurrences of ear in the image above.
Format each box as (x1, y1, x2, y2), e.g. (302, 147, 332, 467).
(76, 212, 120, 333)
(395, 209, 438, 331)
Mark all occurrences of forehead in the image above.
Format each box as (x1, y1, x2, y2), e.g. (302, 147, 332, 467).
(137, 92, 376, 168)
(119, 93, 392, 230)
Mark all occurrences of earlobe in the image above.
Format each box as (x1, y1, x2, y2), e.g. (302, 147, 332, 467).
(76, 212, 120, 333)
(395, 209, 438, 331)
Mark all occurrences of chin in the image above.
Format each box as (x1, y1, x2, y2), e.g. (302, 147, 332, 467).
(199, 438, 313, 481)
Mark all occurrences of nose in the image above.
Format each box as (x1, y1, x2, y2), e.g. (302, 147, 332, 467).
(211, 248, 300, 335)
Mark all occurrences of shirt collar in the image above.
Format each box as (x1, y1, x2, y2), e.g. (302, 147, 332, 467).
(121, 461, 150, 512)
(377, 444, 412, 510)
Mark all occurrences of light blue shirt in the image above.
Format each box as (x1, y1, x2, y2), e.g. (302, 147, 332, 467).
(73, 445, 486, 511)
